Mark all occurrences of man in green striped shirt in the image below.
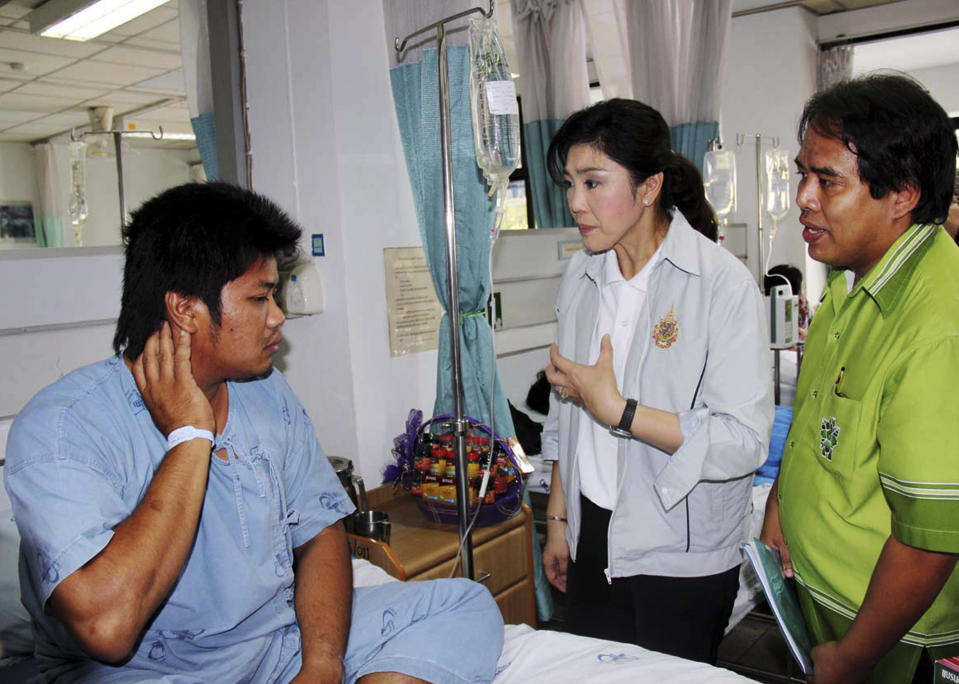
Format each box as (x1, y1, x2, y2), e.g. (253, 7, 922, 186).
(761, 74, 959, 684)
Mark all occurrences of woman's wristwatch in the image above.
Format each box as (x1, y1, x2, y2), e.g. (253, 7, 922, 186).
(609, 398, 637, 439)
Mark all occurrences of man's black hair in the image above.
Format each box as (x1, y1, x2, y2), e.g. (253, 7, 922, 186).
(113, 182, 301, 359)
(798, 73, 957, 225)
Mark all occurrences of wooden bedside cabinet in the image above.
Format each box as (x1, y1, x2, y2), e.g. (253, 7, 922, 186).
(347, 485, 537, 627)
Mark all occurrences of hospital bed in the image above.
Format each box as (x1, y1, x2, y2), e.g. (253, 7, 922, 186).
(0, 514, 753, 683)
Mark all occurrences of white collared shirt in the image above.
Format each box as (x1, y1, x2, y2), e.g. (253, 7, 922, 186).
(577, 244, 663, 509)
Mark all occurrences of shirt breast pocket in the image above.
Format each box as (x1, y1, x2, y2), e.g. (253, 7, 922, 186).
(814, 390, 861, 481)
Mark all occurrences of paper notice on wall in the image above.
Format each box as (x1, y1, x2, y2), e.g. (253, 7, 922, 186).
(384, 247, 443, 357)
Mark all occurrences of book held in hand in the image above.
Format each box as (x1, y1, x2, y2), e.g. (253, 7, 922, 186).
(741, 538, 814, 675)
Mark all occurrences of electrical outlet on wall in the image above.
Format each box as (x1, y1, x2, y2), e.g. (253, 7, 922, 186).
(485, 291, 503, 330)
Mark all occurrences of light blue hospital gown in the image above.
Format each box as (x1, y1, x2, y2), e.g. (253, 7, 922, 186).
(4, 356, 503, 683)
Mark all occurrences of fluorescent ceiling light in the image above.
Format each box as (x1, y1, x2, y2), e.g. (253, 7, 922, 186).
(30, 0, 169, 42)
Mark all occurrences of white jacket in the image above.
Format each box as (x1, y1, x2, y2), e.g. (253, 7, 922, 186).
(542, 210, 774, 579)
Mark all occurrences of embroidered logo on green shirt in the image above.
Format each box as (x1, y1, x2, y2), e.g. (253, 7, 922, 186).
(819, 417, 840, 461)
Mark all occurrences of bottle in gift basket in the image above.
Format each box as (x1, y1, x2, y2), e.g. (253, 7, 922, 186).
(415, 438, 433, 473)
(410, 469, 424, 497)
(441, 462, 457, 504)
(423, 457, 443, 502)
(467, 447, 481, 480)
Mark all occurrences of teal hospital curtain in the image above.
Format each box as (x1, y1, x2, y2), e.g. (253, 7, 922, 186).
(523, 119, 572, 228)
(624, 0, 732, 174)
(511, 0, 590, 228)
(671, 121, 720, 175)
(389, 45, 514, 438)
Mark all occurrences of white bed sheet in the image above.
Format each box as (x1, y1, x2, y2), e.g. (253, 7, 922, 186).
(352, 559, 753, 683)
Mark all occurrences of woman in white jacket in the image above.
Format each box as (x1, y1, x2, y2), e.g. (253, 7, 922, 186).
(541, 99, 773, 664)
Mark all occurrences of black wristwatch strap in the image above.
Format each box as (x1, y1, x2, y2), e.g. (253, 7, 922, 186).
(609, 398, 637, 438)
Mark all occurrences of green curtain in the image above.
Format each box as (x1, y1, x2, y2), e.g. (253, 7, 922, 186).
(671, 121, 719, 174)
(523, 119, 573, 228)
(34, 217, 64, 247)
(389, 45, 514, 446)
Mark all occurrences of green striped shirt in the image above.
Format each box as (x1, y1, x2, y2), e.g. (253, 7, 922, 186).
(780, 224, 959, 657)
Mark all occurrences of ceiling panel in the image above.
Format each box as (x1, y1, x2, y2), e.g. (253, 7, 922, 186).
(0, 1, 190, 144)
(100, 91, 178, 108)
(14, 80, 111, 100)
(0, 91, 81, 111)
(3, 121, 68, 137)
(0, 47, 77, 76)
(0, 108, 40, 125)
(93, 44, 181, 69)
(52, 60, 166, 87)
(124, 36, 178, 51)
(0, 29, 102, 58)
(135, 19, 179, 45)
(0, 77, 23, 92)
(133, 68, 184, 93)
(0, 5, 30, 21)
(108, 9, 178, 38)
(28, 110, 92, 128)
(135, 104, 188, 123)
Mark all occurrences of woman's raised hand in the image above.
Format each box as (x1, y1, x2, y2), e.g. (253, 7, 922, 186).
(547, 335, 625, 428)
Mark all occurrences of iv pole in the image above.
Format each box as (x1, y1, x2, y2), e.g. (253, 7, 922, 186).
(71, 126, 165, 229)
(394, 0, 495, 582)
(736, 133, 780, 285)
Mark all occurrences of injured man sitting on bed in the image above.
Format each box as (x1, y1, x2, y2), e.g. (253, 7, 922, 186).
(2, 182, 504, 684)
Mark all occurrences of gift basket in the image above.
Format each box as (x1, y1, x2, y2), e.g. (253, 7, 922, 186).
(384, 409, 525, 527)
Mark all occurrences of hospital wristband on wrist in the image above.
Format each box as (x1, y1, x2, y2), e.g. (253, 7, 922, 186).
(167, 425, 215, 451)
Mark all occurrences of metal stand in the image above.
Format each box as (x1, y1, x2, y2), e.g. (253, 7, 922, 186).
(735, 133, 780, 285)
(71, 127, 164, 228)
(394, 1, 494, 581)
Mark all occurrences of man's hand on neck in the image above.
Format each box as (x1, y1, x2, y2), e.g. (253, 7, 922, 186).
(128, 322, 215, 436)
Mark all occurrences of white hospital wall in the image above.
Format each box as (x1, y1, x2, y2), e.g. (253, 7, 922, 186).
(240, 0, 436, 487)
(81, 148, 195, 246)
(890, 63, 959, 115)
(721, 6, 819, 298)
(0, 143, 37, 243)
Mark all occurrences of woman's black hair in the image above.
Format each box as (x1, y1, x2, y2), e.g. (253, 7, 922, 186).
(546, 98, 717, 241)
(799, 73, 957, 225)
(113, 182, 301, 359)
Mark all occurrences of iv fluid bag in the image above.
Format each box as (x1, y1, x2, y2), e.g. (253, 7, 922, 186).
(703, 148, 737, 218)
(469, 16, 520, 190)
(69, 140, 89, 227)
(765, 147, 791, 223)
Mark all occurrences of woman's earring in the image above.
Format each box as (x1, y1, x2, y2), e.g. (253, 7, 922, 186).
(643, 198, 651, 206)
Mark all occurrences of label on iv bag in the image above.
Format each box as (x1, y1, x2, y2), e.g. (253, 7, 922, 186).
(484, 81, 519, 116)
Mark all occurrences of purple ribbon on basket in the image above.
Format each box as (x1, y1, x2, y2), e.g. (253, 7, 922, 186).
(383, 408, 423, 486)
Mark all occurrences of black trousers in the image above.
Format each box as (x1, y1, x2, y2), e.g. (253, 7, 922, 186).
(565, 495, 740, 664)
